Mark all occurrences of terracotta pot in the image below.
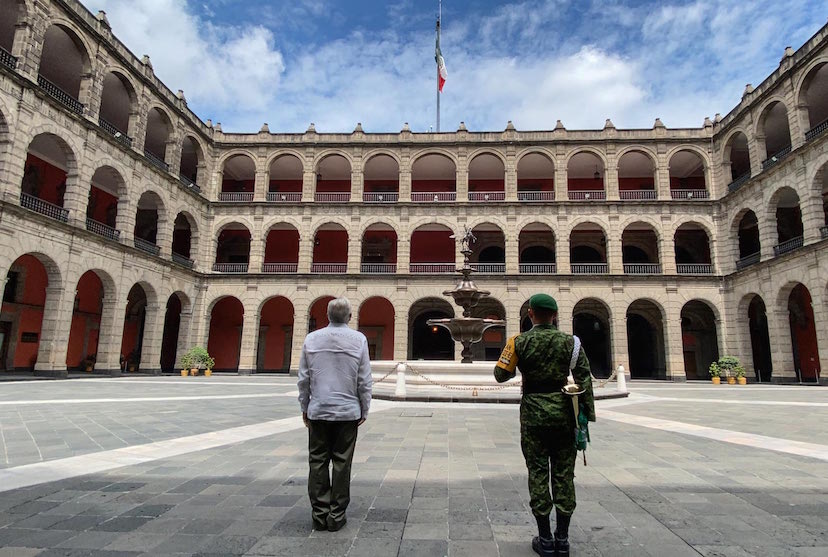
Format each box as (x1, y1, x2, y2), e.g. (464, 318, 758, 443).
(190, 368, 199, 376)
(180, 369, 188, 377)
(727, 376, 736, 385)
(711, 377, 720, 385)
(204, 369, 212, 377)
(737, 377, 747, 385)
(85, 364, 93, 372)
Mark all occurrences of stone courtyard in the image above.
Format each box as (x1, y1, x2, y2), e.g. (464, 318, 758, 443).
(0, 377, 827, 556)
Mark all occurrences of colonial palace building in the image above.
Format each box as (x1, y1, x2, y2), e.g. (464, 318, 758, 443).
(1, 1, 826, 382)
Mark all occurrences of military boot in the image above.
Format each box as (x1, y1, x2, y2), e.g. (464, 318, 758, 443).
(531, 514, 555, 557)
(553, 510, 571, 557)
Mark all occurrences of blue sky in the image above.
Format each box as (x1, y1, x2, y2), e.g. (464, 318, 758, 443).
(84, 0, 825, 133)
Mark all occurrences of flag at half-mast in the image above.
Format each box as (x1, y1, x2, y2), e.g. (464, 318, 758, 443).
(435, 19, 447, 92)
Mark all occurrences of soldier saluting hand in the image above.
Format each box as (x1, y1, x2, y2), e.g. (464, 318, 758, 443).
(494, 294, 596, 557)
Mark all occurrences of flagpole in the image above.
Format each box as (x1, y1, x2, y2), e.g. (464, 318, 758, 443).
(436, 0, 441, 133)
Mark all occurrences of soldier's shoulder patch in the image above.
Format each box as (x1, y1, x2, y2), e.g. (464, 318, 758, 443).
(496, 335, 519, 373)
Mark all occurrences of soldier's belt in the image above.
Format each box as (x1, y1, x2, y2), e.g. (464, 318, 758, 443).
(522, 379, 567, 395)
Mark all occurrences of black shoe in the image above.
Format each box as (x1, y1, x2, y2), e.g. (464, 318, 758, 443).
(531, 535, 555, 557)
(554, 510, 571, 556)
(327, 516, 347, 532)
(312, 519, 328, 531)
(553, 533, 570, 556)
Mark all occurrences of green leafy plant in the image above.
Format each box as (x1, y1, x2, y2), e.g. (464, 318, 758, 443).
(708, 361, 721, 378)
(714, 356, 744, 378)
(183, 346, 214, 370)
(180, 352, 194, 370)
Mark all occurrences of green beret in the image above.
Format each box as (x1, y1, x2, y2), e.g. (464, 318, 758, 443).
(529, 293, 558, 312)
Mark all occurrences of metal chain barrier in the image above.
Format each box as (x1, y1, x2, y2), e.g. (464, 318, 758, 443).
(592, 367, 618, 388)
(375, 362, 520, 393)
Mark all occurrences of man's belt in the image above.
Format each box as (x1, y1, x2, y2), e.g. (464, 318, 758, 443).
(522, 379, 567, 394)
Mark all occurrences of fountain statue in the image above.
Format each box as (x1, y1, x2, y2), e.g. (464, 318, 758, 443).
(427, 226, 506, 363)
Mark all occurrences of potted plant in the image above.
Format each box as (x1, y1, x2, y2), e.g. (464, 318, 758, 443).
(715, 356, 744, 386)
(182, 347, 213, 376)
(82, 355, 95, 373)
(708, 361, 721, 385)
(203, 354, 215, 377)
(735, 365, 747, 385)
(180, 353, 193, 376)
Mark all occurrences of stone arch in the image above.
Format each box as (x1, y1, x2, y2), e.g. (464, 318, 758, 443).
(410, 148, 459, 167)
(65, 268, 118, 371)
(626, 298, 668, 379)
(37, 21, 93, 101)
(667, 148, 708, 194)
(265, 148, 307, 169)
(363, 149, 402, 166)
(257, 295, 295, 372)
(97, 67, 139, 137)
(680, 299, 720, 380)
(796, 57, 828, 134)
(358, 218, 400, 237)
(572, 297, 613, 377)
(143, 105, 175, 164)
(313, 149, 354, 168)
(21, 131, 80, 211)
(563, 147, 608, 168)
(357, 296, 396, 360)
(206, 295, 245, 371)
(179, 134, 206, 185)
(408, 297, 456, 360)
(134, 189, 167, 247)
(515, 147, 556, 166)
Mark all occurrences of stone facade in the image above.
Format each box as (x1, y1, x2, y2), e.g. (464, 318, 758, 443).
(0, 0, 826, 382)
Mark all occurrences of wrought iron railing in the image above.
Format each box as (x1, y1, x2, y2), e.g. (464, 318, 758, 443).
(806, 119, 828, 142)
(623, 263, 662, 275)
(172, 253, 194, 268)
(727, 172, 751, 193)
(311, 263, 347, 273)
(409, 263, 455, 273)
(314, 192, 351, 202)
(179, 174, 201, 193)
(37, 75, 84, 115)
(670, 189, 709, 200)
(134, 237, 160, 256)
(411, 192, 456, 202)
(736, 252, 760, 270)
(821, 226, 828, 239)
(469, 263, 506, 273)
(218, 192, 254, 202)
(676, 263, 713, 275)
(568, 190, 605, 201)
(143, 149, 169, 172)
(20, 192, 68, 222)
(619, 190, 657, 200)
(773, 235, 804, 257)
(571, 263, 608, 274)
(468, 191, 505, 202)
(363, 192, 398, 203)
(213, 263, 248, 273)
(262, 263, 298, 273)
(517, 191, 555, 202)
(360, 263, 397, 273)
(761, 145, 792, 171)
(0, 46, 16, 71)
(86, 218, 120, 241)
(267, 191, 301, 202)
(98, 118, 132, 148)
(519, 263, 557, 274)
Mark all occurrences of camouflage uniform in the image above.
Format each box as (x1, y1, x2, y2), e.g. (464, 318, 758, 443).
(495, 324, 595, 517)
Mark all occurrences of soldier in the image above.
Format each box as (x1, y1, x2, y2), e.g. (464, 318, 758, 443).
(494, 293, 595, 557)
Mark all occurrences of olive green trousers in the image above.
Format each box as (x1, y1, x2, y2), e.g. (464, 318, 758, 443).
(307, 419, 359, 526)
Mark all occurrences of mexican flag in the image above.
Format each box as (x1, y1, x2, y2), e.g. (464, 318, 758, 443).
(435, 21, 447, 92)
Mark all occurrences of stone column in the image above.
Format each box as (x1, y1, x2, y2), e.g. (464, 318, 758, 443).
(97, 294, 127, 376)
(11, 18, 39, 80)
(455, 168, 468, 202)
(347, 237, 360, 274)
(397, 238, 410, 273)
(769, 308, 797, 382)
(611, 311, 629, 378)
(665, 315, 686, 381)
(758, 214, 776, 261)
(33, 285, 74, 377)
(248, 230, 263, 273)
(290, 308, 309, 376)
(606, 235, 622, 275)
(175, 308, 194, 369)
(139, 303, 163, 374)
(557, 232, 570, 274)
(661, 234, 676, 274)
(157, 215, 172, 258)
(398, 169, 411, 202)
(605, 166, 619, 201)
(238, 304, 259, 375)
(655, 162, 670, 200)
(394, 309, 409, 360)
(298, 234, 313, 273)
(254, 171, 267, 202)
(554, 166, 567, 201)
(800, 194, 824, 244)
(116, 197, 134, 245)
(505, 235, 519, 274)
(505, 155, 518, 202)
(351, 167, 363, 203)
(302, 171, 316, 202)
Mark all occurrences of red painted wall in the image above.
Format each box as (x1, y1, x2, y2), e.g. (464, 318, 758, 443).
(789, 285, 821, 380)
(313, 230, 348, 263)
(265, 230, 300, 263)
(358, 298, 395, 360)
(207, 297, 244, 370)
(260, 296, 293, 370)
(364, 179, 400, 193)
(22, 154, 65, 206)
(411, 179, 456, 192)
(221, 179, 254, 193)
(411, 231, 454, 263)
(669, 176, 706, 189)
(619, 177, 655, 190)
(468, 179, 505, 192)
(87, 186, 118, 226)
(66, 271, 103, 368)
(316, 179, 350, 193)
(517, 178, 554, 192)
(2, 256, 47, 369)
(309, 297, 335, 331)
(567, 178, 605, 191)
(362, 230, 397, 262)
(269, 179, 302, 192)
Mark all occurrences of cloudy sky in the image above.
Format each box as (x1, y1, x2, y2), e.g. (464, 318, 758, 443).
(82, 0, 824, 133)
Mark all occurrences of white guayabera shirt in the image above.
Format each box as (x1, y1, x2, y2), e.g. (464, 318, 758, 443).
(297, 323, 373, 421)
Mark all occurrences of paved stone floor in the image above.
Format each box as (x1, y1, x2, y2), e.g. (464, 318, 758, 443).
(0, 377, 827, 556)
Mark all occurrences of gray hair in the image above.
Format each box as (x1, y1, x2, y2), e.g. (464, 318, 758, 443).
(327, 297, 352, 324)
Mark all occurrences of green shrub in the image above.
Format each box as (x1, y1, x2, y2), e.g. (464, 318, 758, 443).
(708, 361, 720, 377)
(714, 356, 744, 378)
(182, 347, 215, 370)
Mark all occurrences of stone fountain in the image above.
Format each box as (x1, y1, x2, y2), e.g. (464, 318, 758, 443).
(427, 227, 506, 363)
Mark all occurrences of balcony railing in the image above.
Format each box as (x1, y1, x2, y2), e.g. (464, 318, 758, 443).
(311, 263, 347, 273)
(360, 263, 397, 274)
(179, 174, 201, 193)
(519, 263, 557, 274)
(363, 192, 398, 203)
(761, 145, 792, 171)
(98, 118, 133, 148)
(568, 190, 605, 201)
(37, 75, 84, 115)
(172, 253, 194, 269)
(410, 263, 455, 273)
(624, 263, 662, 275)
(821, 226, 828, 239)
(86, 218, 120, 242)
(314, 192, 350, 202)
(20, 192, 68, 223)
(806, 119, 828, 142)
(134, 237, 160, 256)
(736, 252, 760, 270)
(218, 192, 254, 202)
(676, 263, 713, 275)
(469, 263, 506, 273)
(267, 191, 301, 202)
(213, 263, 248, 273)
(0, 46, 17, 71)
(411, 192, 456, 202)
(143, 149, 169, 172)
(727, 172, 751, 193)
(468, 191, 505, 202)
(620, 190, 657, 200)
(518, 191, 555, 202)
(773, 235, 804, 257)
(571, 263, 608, 274)
(262, 263, 298, 273)
(670, 189, 709, 200)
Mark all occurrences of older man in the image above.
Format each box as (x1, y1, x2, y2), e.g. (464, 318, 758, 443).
(297, 297, 372, 532)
